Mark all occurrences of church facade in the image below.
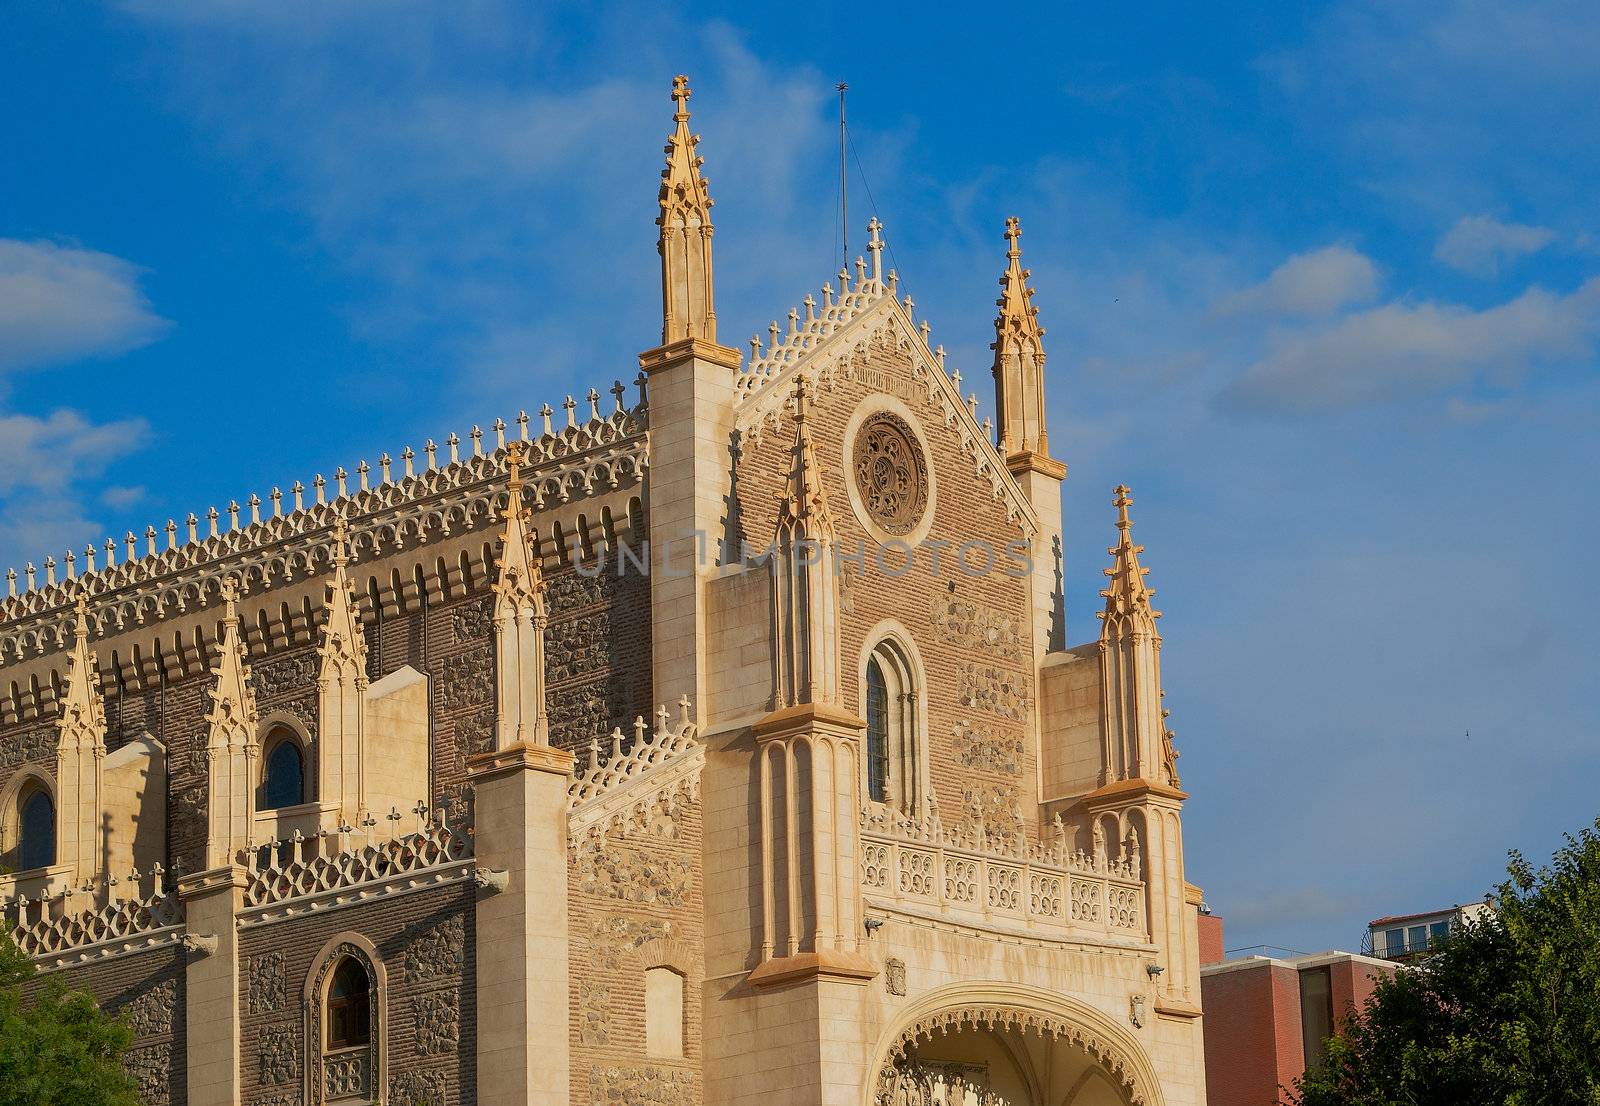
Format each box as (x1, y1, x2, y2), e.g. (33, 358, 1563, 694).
(0, 76, 1207, 1106)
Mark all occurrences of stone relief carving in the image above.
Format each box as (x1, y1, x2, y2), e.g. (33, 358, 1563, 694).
(454, 707, 495, 762)
(951, 720, 1023, 775)
(577, 839, 691, 906)
(246, 951, 286, 1015)
(885, 958, 907, 997)
(0, 726, 54, 771)
(257, 1023, 300, 1087)
(547, 674, 626, 754)
(273, 694, 318, 739)
(250, 1093, 298, 1106)
(441, 646, 493, 707)
(124, 1044, 171, 1106)
(956, 661, 1030, 722)
(450, 598, 493, 643)
(589, 1066, 697, 1106)
(412, 991, 459, 1057)
(546, 610, 614, 683)
(253, 652, 317, 698)
(546, 569, 610, 612)
(389, 1067, 449, 1106)
(588, 916, 673, 971)
(579, 982, 612, 1047)
(930, 597, 1024, 659)
(852, 411, 929, 535)
(403, 915, 466, 983)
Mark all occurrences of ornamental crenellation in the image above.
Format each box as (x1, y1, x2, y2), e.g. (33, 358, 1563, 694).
(0, 74, 1206, 1106)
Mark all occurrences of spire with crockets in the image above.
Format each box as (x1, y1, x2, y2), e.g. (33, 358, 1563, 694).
(656, 74, 718, 345)
(990, 216, 1051, 460)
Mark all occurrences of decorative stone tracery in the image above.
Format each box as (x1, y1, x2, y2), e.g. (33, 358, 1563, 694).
(853, 412, 929, 536)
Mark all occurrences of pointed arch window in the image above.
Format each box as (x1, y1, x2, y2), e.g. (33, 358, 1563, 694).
(261, 727, 307, 810)
(18, 783, 55, 871)
(864, 640, 921, 814)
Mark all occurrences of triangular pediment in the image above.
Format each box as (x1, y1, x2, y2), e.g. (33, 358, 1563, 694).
(733, 245, 1038, 535)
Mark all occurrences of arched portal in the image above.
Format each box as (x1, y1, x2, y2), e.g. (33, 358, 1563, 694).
(866, 983, 1164, 1106)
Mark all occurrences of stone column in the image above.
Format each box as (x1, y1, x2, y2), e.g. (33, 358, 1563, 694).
(468, 743, 575, 1106)
(179, 865, 246, 1106)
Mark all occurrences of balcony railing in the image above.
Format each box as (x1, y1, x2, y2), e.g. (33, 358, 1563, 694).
(859, 805, 1146, 942)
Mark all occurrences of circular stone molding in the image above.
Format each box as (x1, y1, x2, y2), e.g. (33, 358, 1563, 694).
(843, 398, 936, 548)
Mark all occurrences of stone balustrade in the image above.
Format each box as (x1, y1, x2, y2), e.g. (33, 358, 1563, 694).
(859, 807, 1146, 943)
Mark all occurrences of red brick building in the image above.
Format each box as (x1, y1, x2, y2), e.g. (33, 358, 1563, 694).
(1198, 914, 1394, 1106)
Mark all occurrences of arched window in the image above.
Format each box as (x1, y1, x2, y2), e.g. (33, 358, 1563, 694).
(306, 936, 384, 1103)
(864, 639, 921, 814)
(327, 957, 372, 1050)
(865, 659, 890, 803)
(261, 729, 306, 810)
(17, 784, 55, 871)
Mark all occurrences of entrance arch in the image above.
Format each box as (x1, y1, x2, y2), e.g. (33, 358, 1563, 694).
(865, 981, 1164, 1106)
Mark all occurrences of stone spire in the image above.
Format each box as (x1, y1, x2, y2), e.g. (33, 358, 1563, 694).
(204, 577, 260, 868)
(492, 441, 550, 748)
(656, 74, 718, 345)
(56, 597, 107, 882)
(1095, 486, 1169, 785)
(990, 217, 1051, 459)
(771, 375, 842, 708)
(1099, 485, 1162, 638)
(318, 517, 369, 821)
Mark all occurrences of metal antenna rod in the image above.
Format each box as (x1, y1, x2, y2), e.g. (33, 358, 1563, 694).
(838, 82, 849, 267)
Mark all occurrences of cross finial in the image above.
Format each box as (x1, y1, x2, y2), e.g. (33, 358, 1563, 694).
(504, 440, 527, 521)
(671, 74, 691, 119)
(72, 595, 91, 644)
(1005, 215, 1022, 257)
(792, 374, 812, 425)
(331, 515, 351, 570)
(1113, 484, 1133, 535)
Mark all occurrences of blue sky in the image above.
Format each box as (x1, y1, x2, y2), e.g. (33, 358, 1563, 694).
(2, 2, 1596, 955)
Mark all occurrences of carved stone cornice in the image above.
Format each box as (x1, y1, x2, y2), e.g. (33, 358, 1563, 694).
(1, 403, 648, 666)
(466, 741, 574, 782)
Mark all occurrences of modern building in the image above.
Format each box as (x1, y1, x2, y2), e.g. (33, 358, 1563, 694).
(1364, 901, 1493, 961)
(0, 77, 1209, 1106)
(1198, 915, 1393, 1106)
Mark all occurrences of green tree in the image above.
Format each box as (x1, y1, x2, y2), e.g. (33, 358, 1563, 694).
(1290, 817, 1600, 1106)
(0, 930, 140, 1106)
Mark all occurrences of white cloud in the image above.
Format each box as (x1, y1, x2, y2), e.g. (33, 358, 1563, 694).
(0, 408, 151, 571)
(1216, 245, 1379, 317)
(1434, 214, 1557, 277)
(1222, 277, 1600, 412)
(0, 240, 170, 373)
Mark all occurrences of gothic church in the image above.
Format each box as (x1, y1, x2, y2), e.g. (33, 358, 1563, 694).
(0, 76, 1207, 1106)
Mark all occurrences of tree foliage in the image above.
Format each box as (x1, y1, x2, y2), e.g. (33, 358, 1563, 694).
(0, 931, 140, 1106)
(1291, 817, 1600, 1106)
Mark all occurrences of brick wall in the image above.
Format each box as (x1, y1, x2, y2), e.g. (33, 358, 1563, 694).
(568, 799, 705, 1106)
(734, 330, 1039, 840)
(238, 882, 476, 1106)
(1200, 960, 1304, 1106)
(33, 945, 188, 1106)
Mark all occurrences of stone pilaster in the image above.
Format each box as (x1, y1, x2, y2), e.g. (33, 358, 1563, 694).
(467, 742, 574, 1106)
(641, 337, 741, 713)
(179, 865, 246, 1106)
